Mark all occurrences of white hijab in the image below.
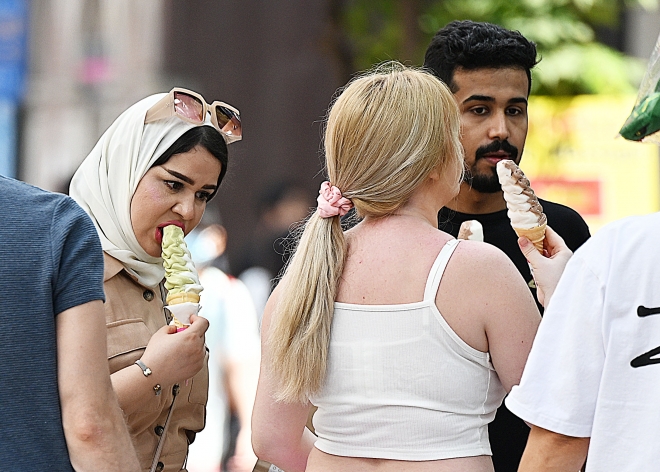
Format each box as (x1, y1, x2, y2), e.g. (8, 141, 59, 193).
(70, 93, 215, 288)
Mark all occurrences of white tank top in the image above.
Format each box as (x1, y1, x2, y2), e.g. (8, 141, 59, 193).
(309, 239, 506, 461)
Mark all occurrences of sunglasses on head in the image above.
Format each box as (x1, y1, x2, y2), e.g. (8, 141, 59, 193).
(144, 87, 242, 144)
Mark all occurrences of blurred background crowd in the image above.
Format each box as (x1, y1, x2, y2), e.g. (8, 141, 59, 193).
(3, 0, 660, 275)
(2, 1, 660, 470)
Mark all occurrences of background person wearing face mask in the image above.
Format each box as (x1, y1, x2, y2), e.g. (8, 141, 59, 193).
(185, 210, 261, 472)
(423, 20, 591, 472)
(70, 89, 239, 472)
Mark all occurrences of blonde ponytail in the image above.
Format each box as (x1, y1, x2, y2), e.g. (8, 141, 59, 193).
(266, 62, 463, 403)
(268, 211, 345, 403)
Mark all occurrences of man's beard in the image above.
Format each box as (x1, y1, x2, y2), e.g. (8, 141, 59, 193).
(463, 140, 519, 193)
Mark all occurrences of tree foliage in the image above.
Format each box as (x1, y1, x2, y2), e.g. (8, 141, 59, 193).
(338, 0, 654, 95)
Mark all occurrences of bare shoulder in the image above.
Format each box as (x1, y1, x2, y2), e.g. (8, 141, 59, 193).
(437, 239, 539, 360)
(442, 240, 530, 309)
(450, 240, 519, 276)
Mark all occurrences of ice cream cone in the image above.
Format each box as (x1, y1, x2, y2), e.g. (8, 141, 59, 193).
(169, 316, 187, 329)
(166, 292, 200, 305)
(161, 225, 203, 330)
(165, 301, 200, 330)
(497, 160, 547, 254)
(513, 223, 546, 253)
(165, 294, 200, 329)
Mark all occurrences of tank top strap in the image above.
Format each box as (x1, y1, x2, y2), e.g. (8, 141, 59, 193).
(423, 239, 461, 302)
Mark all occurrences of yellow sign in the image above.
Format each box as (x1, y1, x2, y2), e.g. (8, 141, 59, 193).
(523, 95, 659, 233)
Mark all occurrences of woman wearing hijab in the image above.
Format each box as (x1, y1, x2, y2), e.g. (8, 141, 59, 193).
(70, 88, 241, 472)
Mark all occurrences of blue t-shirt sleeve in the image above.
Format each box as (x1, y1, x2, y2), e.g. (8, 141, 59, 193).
(50, 197, 105, 315)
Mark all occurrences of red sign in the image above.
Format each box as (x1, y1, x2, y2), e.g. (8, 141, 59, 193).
(531, 179, 601, 216)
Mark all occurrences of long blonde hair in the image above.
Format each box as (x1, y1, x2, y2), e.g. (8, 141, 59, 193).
(268, 63, 463, 403)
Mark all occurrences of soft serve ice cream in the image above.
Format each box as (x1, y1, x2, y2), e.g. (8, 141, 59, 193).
(496, 159, 546, 253)
(162, 225, 203, 329)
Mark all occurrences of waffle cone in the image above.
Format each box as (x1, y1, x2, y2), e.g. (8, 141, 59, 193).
(166, 292, 200, 305)
(170, 316, 187, 328)
(513, 224, 546, 253)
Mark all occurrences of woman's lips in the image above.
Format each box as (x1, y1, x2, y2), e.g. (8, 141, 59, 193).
(155, 221, 185, 245)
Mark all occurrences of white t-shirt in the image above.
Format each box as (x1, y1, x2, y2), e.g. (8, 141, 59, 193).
(506, 212, 660, 471)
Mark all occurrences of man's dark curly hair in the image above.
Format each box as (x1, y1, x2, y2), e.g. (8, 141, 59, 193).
(423, 20, 538, 95)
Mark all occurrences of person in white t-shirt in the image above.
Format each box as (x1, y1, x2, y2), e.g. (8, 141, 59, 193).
(507, 214, 660, 471)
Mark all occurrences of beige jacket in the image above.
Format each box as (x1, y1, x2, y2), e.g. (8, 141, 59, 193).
(103, 254, 209, 472)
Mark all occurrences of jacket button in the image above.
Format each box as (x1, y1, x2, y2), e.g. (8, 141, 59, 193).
(155, 425, 164, 436)
(155, 462, 164, 471)
(143, 290, 155, 301)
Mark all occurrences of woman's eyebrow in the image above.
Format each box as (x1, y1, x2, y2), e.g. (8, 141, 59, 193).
(164, 168, 193, 185)
(164, 168, 217, 190)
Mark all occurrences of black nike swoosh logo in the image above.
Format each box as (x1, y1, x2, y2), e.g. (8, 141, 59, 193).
(637, 305, 660, 317)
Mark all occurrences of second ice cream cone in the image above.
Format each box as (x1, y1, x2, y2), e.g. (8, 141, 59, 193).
(457, 220, 484, 242)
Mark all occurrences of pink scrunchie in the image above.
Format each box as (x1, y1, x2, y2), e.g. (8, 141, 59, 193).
(317, 181, 353, 218)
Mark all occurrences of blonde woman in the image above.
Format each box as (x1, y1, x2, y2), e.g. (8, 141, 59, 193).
(251, 64, 540, 472)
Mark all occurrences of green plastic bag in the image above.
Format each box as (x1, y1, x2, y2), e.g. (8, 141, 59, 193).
(620, 32, 660, 143)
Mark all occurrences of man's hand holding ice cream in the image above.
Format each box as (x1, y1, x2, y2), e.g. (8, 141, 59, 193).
(496, 159, 574, 306)
(518, 226, 573, 307)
